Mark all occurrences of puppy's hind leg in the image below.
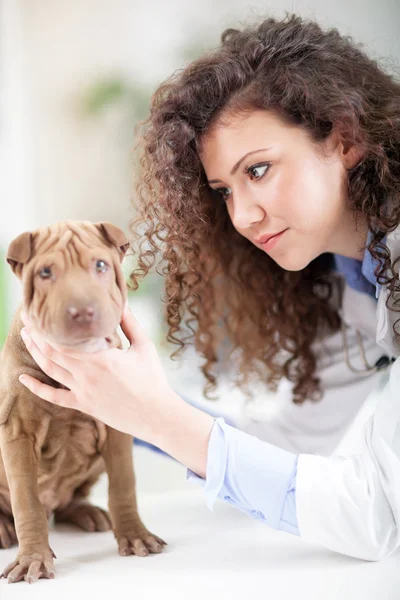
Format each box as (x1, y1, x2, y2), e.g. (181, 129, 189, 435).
(0, 508, 17, 549)
(54, 475, 111, 533)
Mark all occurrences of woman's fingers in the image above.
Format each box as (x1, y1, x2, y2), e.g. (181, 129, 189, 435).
(21, 327, 82, 370)
(20, 309, 33, 329)
(18, 374, 78, 410)
(20, 330, 74, 388)
(121, 307, 149, 348)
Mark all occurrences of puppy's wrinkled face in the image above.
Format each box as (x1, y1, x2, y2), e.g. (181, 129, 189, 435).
(7, 221, 130, 347)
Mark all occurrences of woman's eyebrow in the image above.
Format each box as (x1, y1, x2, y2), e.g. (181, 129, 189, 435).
(208, 148, 271, 184)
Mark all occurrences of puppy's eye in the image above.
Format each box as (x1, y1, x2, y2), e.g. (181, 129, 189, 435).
(39, 267, 53, 279)
(96, 260, 108, 273)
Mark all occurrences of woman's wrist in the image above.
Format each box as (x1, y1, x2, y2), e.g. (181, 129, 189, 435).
(149, 390, 215, 479)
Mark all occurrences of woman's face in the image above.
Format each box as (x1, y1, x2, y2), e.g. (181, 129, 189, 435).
(200, 109, 366, 271)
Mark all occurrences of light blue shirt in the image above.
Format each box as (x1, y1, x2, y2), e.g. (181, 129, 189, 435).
(187, 418, 299, 535)
(187, 240, 381, 537)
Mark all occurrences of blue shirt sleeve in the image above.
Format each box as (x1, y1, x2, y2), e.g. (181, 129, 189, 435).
(187, 417, 300, 535)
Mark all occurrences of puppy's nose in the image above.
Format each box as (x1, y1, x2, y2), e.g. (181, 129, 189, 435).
(66, 305, 96, 325)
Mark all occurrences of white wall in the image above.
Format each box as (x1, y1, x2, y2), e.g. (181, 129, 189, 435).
(1, 0, 36, 241)
(0, 0, 36, 320)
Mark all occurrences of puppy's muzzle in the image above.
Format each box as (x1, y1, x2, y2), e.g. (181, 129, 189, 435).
(66, 303, 97, 325)
(64, 300, 102, 335)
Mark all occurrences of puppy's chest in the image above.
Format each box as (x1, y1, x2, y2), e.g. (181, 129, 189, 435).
(39, 414, 107, 477)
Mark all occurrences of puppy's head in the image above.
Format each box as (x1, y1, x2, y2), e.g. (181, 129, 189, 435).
(7, 221, 130, 346)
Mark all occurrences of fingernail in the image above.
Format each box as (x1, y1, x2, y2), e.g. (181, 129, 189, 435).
(20, 328, 30, 341)
(19, 375, 27, 384)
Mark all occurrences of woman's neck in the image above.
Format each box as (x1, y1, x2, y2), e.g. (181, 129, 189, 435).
(329, 212, 368, 261)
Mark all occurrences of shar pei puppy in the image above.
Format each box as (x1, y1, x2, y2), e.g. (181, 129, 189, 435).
(0, 220, 166, 584)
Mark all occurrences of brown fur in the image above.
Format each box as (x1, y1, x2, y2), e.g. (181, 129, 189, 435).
(0, 221, 165, 584)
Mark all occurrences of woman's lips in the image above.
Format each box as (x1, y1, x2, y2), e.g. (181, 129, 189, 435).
(257, 229, 288, 251)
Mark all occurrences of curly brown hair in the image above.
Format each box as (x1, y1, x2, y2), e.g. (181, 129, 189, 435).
(130, 14, 400, 404)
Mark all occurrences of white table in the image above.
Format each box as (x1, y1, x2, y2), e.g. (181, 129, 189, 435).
(1, 446, 399, 599)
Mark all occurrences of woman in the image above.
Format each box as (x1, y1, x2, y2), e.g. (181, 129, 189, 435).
(19, 14, 400, 560)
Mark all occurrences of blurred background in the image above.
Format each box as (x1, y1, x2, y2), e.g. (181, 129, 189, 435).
(1, 0, 400, 416)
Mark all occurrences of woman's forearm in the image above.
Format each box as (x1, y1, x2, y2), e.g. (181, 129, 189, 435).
(147, 392, 215, 478)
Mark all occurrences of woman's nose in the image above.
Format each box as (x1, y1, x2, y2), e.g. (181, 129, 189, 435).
(230, 193, 265, 230)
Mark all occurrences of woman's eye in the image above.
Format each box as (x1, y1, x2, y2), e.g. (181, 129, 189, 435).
(96, 260, 108, 273)
(246, 163, 271, 181)
(214, 186, 232, 201)
(39, 267, 52, 280)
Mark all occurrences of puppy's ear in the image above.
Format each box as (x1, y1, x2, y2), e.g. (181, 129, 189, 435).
(96, 222, 130, 260)
(6, 232, 33, 278)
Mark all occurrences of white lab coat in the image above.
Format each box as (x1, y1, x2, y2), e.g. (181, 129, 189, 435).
(240, 228, 400, 561)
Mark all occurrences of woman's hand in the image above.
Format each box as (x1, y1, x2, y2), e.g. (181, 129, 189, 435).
(19, 306, 214, 477)
(19, 307, 180, 443)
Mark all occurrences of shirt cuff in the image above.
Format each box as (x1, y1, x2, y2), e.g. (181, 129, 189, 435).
(187, 417, 299, 532)
(278, 464, 299, 535)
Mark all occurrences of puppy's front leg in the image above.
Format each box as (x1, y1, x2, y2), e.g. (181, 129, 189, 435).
(0, 418, 55, 584)
(102, 427, 166, 557)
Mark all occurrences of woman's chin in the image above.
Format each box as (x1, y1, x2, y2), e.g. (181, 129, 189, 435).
(272, 252, 314, 272)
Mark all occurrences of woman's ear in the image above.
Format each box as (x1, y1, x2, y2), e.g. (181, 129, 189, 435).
(327, 129, 365, 170)
(333, 128, 365, 170)
(340, 142, 365, 170)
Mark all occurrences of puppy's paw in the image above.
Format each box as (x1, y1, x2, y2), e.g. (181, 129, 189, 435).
(116, 529, 167, 557)
(55, 502, 112, 532)
(1, 546, 56, 584)
(0, 514, 17, 549)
